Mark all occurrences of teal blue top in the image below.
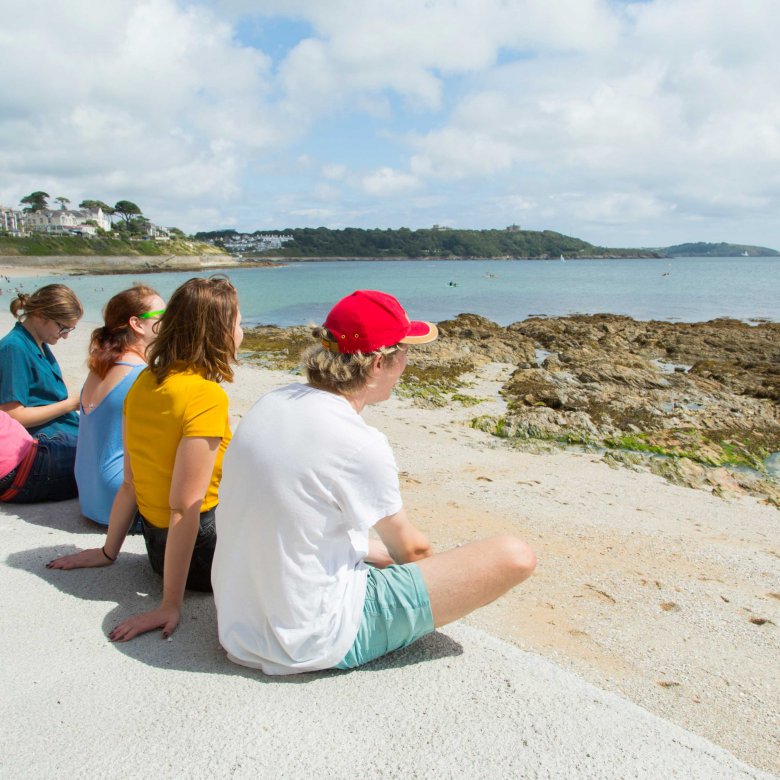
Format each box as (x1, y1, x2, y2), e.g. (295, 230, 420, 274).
(0, 321, 79, 437)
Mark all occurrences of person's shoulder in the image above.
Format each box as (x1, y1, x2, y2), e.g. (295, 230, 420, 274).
(259, 382, 314, 404)
(185, 372, 229, 406)
(0, 322, 22, 346)
(0, 323, 30, 358)
(127, 366, 153, 391)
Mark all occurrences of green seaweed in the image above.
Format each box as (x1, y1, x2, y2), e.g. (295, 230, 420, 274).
(603, 430, 766, 471)
(240, 327, 312, 370)
(450, 393, 488, 407)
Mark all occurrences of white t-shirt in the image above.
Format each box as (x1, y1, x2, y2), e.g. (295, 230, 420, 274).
(212, 383, 403, 675)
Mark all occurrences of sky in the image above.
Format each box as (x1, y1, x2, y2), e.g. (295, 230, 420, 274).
(1, 0, 779, 249)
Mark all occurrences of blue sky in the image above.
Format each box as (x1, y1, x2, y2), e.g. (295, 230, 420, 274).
(1, 0, 779, 249)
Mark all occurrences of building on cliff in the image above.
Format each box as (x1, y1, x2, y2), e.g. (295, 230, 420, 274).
(23, 207, 112, 236)
(0, 206, 24, 236)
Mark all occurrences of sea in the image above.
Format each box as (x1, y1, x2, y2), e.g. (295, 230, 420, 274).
(4, 255, 779, 327)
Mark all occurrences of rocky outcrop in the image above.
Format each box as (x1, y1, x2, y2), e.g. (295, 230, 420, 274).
(499, 315, 780, 502)
(242, 313, 780, 504)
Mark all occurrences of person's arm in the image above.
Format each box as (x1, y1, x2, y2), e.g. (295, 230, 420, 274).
(1, 397, 80, 429)
(374, 508, 432, 564)
(47, 424, 137, 570)
(108, 435, 220, 642)
(365, 537, 395, 568)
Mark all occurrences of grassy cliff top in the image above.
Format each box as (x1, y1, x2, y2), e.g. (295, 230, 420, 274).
(0, 235, 224, 257)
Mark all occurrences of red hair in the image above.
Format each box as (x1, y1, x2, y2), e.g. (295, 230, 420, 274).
(88, 284, 160, 378)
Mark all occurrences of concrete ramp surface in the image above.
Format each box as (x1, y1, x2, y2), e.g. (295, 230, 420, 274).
(1, 500, 772, 779)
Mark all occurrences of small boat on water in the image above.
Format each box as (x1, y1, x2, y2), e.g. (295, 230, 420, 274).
(742, 251, 749, 256)
(560, 254, 566, 263)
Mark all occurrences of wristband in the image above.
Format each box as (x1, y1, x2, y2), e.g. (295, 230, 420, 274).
(101, 545, 116, 562)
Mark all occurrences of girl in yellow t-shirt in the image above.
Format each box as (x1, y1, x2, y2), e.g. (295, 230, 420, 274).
(49, 276, 243, 642)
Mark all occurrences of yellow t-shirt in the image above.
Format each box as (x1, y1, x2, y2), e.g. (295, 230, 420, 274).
(124, 368, 231, 528)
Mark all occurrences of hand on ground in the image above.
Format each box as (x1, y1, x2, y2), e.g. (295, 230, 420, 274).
(109, 605, 180, 642)
(47, 548, 112, 570)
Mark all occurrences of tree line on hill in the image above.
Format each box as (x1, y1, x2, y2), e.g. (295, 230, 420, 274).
(663, 242, 778, 257)
(195, 227, 659, 259)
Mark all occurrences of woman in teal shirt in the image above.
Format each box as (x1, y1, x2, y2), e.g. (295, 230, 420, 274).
(0, 284, 82, 501)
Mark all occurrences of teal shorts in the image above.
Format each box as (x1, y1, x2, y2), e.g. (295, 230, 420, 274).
(335, 562, 434, 669)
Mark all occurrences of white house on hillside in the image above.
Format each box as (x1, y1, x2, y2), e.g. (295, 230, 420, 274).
(25, 207, 112, 235)
(0, 206, 23, 236)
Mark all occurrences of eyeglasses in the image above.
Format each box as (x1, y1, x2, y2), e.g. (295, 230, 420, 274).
(54, 320, 77, 336)
(139, 309, 165, 319)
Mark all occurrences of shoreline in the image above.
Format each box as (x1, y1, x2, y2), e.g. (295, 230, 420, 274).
(0, 254, 275, 276)
(6, 253, 780, 272)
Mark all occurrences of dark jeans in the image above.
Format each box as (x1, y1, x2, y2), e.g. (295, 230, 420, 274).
(140, 506, 216, 593)
(5, 433, 78, 504)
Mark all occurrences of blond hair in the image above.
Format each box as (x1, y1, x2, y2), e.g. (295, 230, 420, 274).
(302, 326, 401, 394)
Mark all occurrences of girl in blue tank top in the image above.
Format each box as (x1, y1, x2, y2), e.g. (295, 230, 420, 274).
(75, 285, 165, 526)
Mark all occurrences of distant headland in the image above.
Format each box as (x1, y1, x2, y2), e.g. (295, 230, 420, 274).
(1, 228, 777, 271)
(193, 228, 779, 260)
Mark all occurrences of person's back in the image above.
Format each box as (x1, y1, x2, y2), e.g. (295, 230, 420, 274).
(75, 285, 164, 526)
(213, 290, 536, 676)
(75, 363, 143, 524)
(213, 382, 401, 674)
(48, 276, 243, 643)
(126, 367, 229, 528)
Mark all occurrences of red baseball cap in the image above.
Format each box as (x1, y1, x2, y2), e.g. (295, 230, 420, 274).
(323, 290, 438, 354)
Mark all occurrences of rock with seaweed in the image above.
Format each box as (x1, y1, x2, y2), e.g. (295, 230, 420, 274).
(239, 313, 780, 504)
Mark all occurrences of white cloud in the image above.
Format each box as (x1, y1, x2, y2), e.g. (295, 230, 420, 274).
(321, 164, 347, 180)
(385, 0, 780, 243)
(362, 167, 419, 196)
(272, 0, 621, 115)
(2, 0, 780, 245)
(0, 0, 278, 226)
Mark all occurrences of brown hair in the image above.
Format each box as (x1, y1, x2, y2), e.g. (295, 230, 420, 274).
(146, 276, 238, 384)
(87, 284, 160, 379)
(9, 284, 83, 322)
(303, 326, 402, 394)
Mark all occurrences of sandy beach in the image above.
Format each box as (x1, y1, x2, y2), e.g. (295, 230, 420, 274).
(0, 285, 778, 777)
(0, 256, 245, 277)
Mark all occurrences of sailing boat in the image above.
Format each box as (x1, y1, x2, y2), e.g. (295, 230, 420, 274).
(560, 254, 566, 263)
(741, 251, 749, 257)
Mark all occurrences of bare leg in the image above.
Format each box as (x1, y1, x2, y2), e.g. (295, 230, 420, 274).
(415, 535, 536, 627)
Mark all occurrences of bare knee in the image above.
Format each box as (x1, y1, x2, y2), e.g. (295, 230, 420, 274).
(496, 535, 536, 584)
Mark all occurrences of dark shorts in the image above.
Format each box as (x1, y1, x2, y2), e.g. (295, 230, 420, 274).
(2, 433, 78, 504)
(140, 506, 216, 593)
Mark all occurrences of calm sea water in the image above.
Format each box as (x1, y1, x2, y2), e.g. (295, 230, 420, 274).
(5, 256, 779, 327)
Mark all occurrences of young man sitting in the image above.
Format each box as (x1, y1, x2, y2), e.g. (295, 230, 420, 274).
(211, 290, 536, 674)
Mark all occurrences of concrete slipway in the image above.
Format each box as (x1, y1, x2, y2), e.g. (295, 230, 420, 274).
(1, 500, 773, 780)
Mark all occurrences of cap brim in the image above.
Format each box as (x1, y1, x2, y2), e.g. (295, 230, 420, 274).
(400, 321, 438, 345)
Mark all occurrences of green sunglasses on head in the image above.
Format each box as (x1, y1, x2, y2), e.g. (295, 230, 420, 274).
(139, 309, 165, 319)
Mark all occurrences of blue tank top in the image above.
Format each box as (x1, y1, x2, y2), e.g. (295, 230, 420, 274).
(75, 363, 145, 525)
